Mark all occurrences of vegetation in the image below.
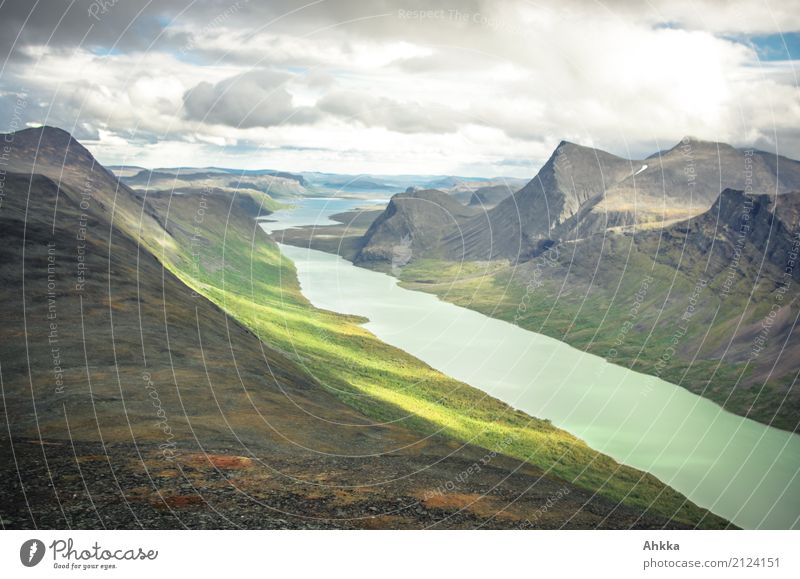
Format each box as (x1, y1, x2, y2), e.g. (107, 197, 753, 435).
(393, 229, 796, 431)
(151, 192, 728, 528)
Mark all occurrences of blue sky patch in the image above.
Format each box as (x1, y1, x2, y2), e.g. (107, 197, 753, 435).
(739, 32, 800, 61)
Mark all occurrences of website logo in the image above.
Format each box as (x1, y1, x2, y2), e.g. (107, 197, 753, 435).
(20, 539, 46, 567)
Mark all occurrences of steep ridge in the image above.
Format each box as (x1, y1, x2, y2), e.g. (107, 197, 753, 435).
(0, 127, 725, 528)
(444, 141, 636, 260)
(1, 126, 171, 261)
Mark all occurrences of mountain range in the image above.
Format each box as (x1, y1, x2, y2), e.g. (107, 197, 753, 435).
(357, 138, 800, 263)
(112, 165, 524, 201)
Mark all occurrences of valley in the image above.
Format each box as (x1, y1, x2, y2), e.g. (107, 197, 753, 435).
(2, 0, 799, 572)
(0, 127, 725, 529)
(285, 138, 800, 433)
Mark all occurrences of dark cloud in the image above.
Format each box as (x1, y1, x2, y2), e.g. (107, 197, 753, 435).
(0, 0, 490, 66)
(0, 0, 173, 63)
(1, 0, 797, 71)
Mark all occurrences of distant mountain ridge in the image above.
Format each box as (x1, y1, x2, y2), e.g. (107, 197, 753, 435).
(109, 162, 524, 200)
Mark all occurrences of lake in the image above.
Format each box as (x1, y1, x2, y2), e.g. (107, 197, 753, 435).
(263, 197, 800, 529)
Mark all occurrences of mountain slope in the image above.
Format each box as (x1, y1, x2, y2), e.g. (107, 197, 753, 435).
(594, 139, 800, 234)
(469, 184, 519, 208)
(355, 188, 482, 266)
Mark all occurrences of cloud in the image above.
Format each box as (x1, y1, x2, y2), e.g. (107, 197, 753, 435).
(317, 90, 461, 134)
(181, 68, 462, 134)
(182, 69, 320, 128)
(592, 0, 800, 34)
(1, 0, 799, 177)
(0, 0, 168, 63)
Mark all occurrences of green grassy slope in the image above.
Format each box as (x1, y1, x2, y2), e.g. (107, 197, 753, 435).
(149, 191, 728, 528)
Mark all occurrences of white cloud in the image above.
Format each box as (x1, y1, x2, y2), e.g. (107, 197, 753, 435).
(183, 69, 320, 128)
(317, 90, 461, 133)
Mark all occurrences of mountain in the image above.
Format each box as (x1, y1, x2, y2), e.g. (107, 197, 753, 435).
(354, 189, 481, 266)
(0, 129, 385, 522)
(630, 188, 800, 401)
(436, 177, 527, 205)
(2, 127, 168, 252)
(444, 141, 636, 259)
(117, 166, 307, 199)
(593, 139, 800, 235)
(457, 138, 800, 260)
(0, 127, 724, 529)
(468, 184, 519, 208)
(355, 138, 800, 263)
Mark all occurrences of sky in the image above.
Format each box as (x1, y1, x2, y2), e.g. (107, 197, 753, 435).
(0, 0, 799, 178)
